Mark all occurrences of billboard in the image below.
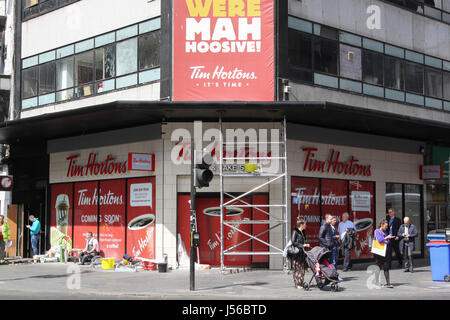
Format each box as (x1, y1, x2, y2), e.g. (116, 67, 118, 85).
(173, 0, 275, 101)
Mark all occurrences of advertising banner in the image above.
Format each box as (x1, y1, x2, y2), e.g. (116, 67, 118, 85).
(73, 181, 99, 250)
(173, 0, 275, 101)
(127, 177, 156, 260)
(291, 177, 321, 248)
(51, 183, 73, 246)
(99, 180, 126, 258)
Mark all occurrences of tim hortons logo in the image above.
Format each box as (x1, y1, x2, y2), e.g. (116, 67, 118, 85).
(66, 153, 128, 178)
(302, 148, 372, 177)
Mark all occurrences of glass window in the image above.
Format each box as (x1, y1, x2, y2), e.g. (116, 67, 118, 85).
(138, 31, 160, 70)
(386, 183, 403, 218)
(425, 68, 443, 99)
(39, 61, 55, 95)
(404, 184, 423, 254)
(314, 25, 338, 40)
(362, 50, 383, 86)
(288, 29, 312, 69)
(56, 56, 74, 91)
(23, 0, 39, 8)
(405, 62, 424, 94)
(339, 44, 361, 81)
(116, 37, 138, 76)
(444, 72, 450, 101)
(384, 56, 404, 90)
(313, 38, 338, 75)
(75, 51, 94, 86)
(95, 45, 116, 81)
(22, 66, 39, 99)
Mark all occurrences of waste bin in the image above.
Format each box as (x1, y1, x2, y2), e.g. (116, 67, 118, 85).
(158, 262, 168, 273)
(426, 241, 450, 282)
(427, 229, 446, 242)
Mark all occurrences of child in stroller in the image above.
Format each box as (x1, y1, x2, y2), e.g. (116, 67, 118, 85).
(302, 246, 341, 292)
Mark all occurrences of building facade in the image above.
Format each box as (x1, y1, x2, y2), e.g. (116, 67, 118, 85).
(0, 0, 449, 269)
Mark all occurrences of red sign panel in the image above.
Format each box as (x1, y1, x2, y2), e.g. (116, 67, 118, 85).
(128, 153, 155, 172)
(173, 0, 275, 101)
(73, 181, 99, 251)
(51, 183, 73, 243)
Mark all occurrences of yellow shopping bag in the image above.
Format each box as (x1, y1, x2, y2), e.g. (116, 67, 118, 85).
(371, 239, 386, 257)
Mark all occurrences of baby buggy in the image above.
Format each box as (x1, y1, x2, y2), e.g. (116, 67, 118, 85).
(303, 246, 341, 292)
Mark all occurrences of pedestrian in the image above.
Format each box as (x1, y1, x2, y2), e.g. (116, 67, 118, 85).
(319, 214, 335, 263)
(386, 208, 402, 268)
(78, 232, 99, 265)
(397, 217, 418, 273)
(291, 217, 310, 289)
(374, 219, 395, 288)
(26, 215, 41, 257)
(330, 216, 339, 268)
(338, 212, 356, 271)
(0, 215, 11, 261)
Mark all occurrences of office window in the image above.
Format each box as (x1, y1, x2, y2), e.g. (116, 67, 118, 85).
(22, 66, 39, 99)
(288, 29, 313, 81)
(340, 44, 361, 80)
(75, 51, 94, 86)
(39, 61, 55, 95)
(56, 56, 74, 91)
(138, 31, 160, 70)
(425, 68, 443, 99)
(405, 62, 424, 94)
(384, 56, 404, 90)
(444, 72, 450, 101)
(95, 45, 115, 81)
(23, 0, 39, 8)
(362, 50, 383, 85)
(117, 38, 138, 76)
(313, 38, 338, 75)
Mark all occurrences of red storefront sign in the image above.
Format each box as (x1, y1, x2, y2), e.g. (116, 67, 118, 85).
(173, 0, 275, 101)
(419, 165, 443, 180)
(128, 153, 155, 172)
(73, 181, 99, 250)
(66, 153, 127, 178)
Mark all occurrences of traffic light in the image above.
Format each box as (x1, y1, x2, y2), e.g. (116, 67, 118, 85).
(194, 163, 213, 188)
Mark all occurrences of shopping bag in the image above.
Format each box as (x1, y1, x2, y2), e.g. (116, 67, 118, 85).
(371, 239, 386, 257)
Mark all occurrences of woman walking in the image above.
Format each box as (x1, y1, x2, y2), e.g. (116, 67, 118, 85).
(374, 219, 395, 288)
(291, 217, 310, 289)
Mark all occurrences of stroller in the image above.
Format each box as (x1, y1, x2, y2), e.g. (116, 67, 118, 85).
(302, 246, 341, 292)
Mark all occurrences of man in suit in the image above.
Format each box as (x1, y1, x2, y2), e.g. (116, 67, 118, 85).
(387, 208, 403, 268)
(397, 217, 418, 273)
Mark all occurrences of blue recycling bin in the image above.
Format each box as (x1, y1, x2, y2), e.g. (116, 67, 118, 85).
(426, 241, 450, 282)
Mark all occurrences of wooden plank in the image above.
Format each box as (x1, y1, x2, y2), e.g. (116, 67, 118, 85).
(6, 205, 18, 258)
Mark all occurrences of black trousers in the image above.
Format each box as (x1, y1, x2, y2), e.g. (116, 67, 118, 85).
(342, 247, 352, 270)
(79, 252, 96, 265)
(390, 239, 403, 266)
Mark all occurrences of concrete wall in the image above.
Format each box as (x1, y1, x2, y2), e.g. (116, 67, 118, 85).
(289, 0, 450, 61)
(21, 0, 161, 58)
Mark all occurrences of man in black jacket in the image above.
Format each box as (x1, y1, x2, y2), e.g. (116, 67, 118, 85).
(387, 208, 403, 267)
(319, 214, 335, 250)
(397, 217, 418, 273)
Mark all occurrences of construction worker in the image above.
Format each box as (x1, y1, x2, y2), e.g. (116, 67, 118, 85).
(0, 215, 11, 261)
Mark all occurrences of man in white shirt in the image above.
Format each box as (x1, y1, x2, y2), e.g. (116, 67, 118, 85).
(397, 217, 418, 273)
(78, 232, 99, 265)
(338, 212, 355, 271)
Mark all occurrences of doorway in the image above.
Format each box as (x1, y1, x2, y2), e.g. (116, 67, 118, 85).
(426, 203, 450, 232)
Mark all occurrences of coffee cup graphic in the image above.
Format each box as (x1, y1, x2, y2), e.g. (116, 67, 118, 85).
(354, 218, 373, 259)
(55, 194, 70, 235)
(203, 207, 244, 217)
(354, 218, 373, 232)
(128, 214, 155, 259)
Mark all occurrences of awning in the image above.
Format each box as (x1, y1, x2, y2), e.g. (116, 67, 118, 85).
(1, 100, 450, 146)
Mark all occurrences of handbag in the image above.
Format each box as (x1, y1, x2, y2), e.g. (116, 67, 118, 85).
(371, 239, 386, 257)
(287, 245, 300, 255)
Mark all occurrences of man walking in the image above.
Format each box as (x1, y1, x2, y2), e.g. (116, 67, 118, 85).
(338, 212, 355, 271)
(0, 215, 11, 261)
(330, 217, 339, 268)
(387, 208, 402, 268)
(26, 215, 41, 257)
(319, 214, 338, 266)
(397, 217, 418, 273)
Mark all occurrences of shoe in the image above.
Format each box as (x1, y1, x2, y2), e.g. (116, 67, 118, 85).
(404, 269, 410, 272)
(410, 270, 414, 273)
(296, 285, 303, 290)
(342, 269, 348, 272)
(386, 284, 394, 288)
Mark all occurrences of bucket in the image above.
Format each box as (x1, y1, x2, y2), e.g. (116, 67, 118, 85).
(158, 262, 168, 273)
(101, 258, 115, 270)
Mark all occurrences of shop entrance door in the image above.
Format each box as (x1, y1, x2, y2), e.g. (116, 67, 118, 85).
(426, 203, 450, 232)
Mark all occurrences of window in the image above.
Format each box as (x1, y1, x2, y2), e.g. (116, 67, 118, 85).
(288, 29, 313, 82)
(22, 66, 39, 99)
(23, 0, 80, 21)
(74, 51, 94, 97)
(95, 45, 116, 81)
(444, 72, 450, 100)
(425, 68, 443, 98)
(116, 38, 138, 76)
(405, 62, 424, 94)
(56, 56, 74, 91)
(313, 38, 338, 75)
(24, 0, 39, 8)
(362, 50, 383, 85)
(138, 31, 160, 70)
(39, 61, 55, 95)
(384, 56, 404, 90)
(340, 45, 361, 80)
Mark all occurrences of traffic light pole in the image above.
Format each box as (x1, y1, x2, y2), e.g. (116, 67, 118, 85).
(190, 139, 196, 291)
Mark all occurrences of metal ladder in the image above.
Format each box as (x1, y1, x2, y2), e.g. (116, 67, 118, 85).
(219, 117, 289, 272)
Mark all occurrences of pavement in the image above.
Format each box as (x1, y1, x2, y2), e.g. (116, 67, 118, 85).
(0, 259, 449, 300)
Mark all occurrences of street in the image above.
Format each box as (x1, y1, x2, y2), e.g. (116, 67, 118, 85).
(0, 259, 449, 300)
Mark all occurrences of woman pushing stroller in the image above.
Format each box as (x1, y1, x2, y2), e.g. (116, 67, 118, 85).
(291, 217, 311, 289)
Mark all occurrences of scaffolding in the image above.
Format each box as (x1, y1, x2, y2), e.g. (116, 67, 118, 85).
(219, 117, 289, 272)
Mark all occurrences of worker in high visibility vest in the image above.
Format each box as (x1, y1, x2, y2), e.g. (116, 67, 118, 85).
(0, 215, 11, 261)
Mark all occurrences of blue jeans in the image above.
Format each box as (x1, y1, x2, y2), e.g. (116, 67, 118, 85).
(330, 247, 338, 268)
(31, 234, 39, 256)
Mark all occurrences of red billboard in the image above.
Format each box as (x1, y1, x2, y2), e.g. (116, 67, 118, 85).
(73, 181, 99, 251)
(173, 0, 275, 101)
(50, 183, 73, 245)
